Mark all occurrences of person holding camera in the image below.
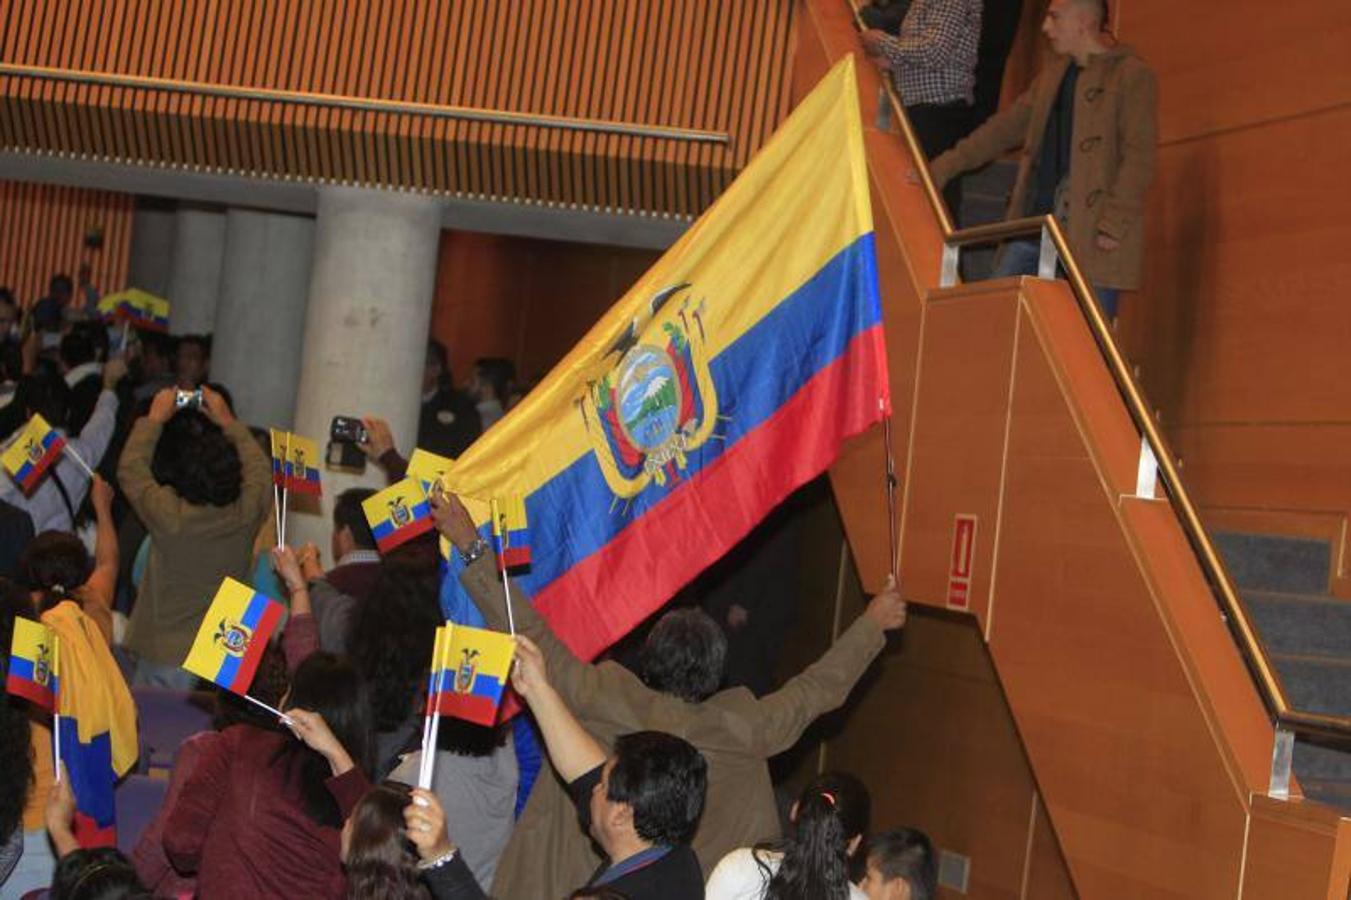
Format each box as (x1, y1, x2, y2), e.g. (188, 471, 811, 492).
(117, 385, 273, 687)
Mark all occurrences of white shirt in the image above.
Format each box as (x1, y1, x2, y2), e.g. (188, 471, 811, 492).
(706, 847, 869, 900)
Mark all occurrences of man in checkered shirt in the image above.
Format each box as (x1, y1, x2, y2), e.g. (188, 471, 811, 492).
(862, 0, 983, 217)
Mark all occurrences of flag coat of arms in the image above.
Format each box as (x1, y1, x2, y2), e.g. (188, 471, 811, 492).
(432, 623, 516, 727)
(269, 428, 289, 487)
(282, 433, 322, 495)
(6, 616, 58, 710)
(182, 579, 285, 693)
(364, 478, 434, 553)
(490, 496, 531, 571)
(408, 448, 456, 495)
(438, 56, 890, 664)
(2, 414, 67, 493)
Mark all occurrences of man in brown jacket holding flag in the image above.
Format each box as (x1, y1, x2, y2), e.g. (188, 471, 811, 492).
(929, 0, 1158, 320)
(432, 491, 908, 900)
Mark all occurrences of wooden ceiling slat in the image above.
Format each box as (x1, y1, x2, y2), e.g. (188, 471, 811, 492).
(0, 0, 795, 216)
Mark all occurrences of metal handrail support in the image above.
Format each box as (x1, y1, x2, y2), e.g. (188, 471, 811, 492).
(842, 0, 1351, 749)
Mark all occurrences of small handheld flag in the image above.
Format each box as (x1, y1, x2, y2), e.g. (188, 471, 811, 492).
(434, 623, 516, 727)
(407, 448, 456, 495)
(489, 496, 531, 572)
(182, 579, 285, 696)
(269, 429, 289, 488)
(2, 414, 67, 493)
(283, 433, 322, 496)
(6, 617, 58, 711)
(96, 293, 129, 323)
(121, 290, 171, 333)
(363, 478, 434, 553)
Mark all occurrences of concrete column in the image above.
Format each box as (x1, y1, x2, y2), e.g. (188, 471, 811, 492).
(126, 197, 176, 297)
(287, 187, 442, 548)
(210, 209, 315, 430)
(166, 204, 226, 335)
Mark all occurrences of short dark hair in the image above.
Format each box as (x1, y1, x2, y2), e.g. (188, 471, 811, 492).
(868, 828, 937, 900)
(639, 608, 727, 702)
(475, 357, 516, 406)
(14, 371, 72, 430)
(334, 488, 378, 550)
(607, 731, 708, 846)
(50, 846, 149, 899)
(150, 409, 242, 507)
(177, 333, 212, 356)
(0, 287, 17, 310)
(49, 273, 73, 296)
(59, 325, 99, 370)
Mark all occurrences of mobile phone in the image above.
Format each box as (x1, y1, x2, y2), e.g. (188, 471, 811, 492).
(330, 415, 369, 445)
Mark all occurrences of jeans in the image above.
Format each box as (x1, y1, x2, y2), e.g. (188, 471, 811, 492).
(994, 239, 1120, 320)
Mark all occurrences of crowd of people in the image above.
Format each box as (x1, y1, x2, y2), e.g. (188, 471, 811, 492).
(0, 1, 1163, 894)
(1, 272, 936, 899)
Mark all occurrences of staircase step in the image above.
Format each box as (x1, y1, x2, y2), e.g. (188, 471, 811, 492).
(1213, 531, 1332, 594)
(1243, 590, 1351, 658)
(1295, 739, 1351, 782)
(1271, 654, 1351, 717)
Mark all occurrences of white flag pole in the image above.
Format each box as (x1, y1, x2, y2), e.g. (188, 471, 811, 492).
(61, 444, 96, 480)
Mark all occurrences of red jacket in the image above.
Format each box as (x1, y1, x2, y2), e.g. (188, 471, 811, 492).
(162, 724, 368, 899)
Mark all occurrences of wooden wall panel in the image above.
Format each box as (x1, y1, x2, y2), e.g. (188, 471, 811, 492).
(428, 228, 660, 388)
(0, 179, 132, 306)
(0, 0, 797, 216)
(1112, 0, 1351, 592)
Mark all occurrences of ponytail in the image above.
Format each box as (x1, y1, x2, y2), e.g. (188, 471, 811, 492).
(760, 772, 871, 900)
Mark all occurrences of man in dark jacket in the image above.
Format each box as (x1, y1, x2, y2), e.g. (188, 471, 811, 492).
(418, 340, 481, 459)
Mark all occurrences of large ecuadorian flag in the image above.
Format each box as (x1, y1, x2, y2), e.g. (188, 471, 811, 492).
(440, 57, 889, 662)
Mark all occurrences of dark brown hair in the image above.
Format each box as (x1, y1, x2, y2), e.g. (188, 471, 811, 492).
(344, 783, 426, 900)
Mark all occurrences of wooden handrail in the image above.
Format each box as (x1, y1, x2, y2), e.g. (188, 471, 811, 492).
(843, 1, 1350, 744)
(0, 63, 733, 146)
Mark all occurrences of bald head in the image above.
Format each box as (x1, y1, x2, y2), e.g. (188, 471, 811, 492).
(1043, 0, 1110, 61)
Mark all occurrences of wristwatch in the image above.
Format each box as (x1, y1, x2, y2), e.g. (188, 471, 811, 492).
(417, 846, 459, 871)
(458, 537, 490, 566)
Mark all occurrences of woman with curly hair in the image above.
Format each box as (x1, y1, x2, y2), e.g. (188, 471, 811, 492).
(117, 386, 272, 687)
(705, 772, 871, 900)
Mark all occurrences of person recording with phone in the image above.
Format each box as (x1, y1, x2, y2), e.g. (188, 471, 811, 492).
(118, 385, 273, 687)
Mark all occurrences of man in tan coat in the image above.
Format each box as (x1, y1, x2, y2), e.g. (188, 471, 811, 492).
(432, 491, 908, 900)
(929, 0, 1157, 319)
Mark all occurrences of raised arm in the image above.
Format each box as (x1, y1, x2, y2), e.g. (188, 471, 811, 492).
(272, 545, 318, 672)
(432, 489, 605, 710)
(80, 475, 118, 644)
(929, 78, 1039, 187)
(511, 634, 606, 782)
(744, 580, 906, 757)
(65, 359, 124, 471)
(203, 387, 271, 524)
(117, 390, 184, 534)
